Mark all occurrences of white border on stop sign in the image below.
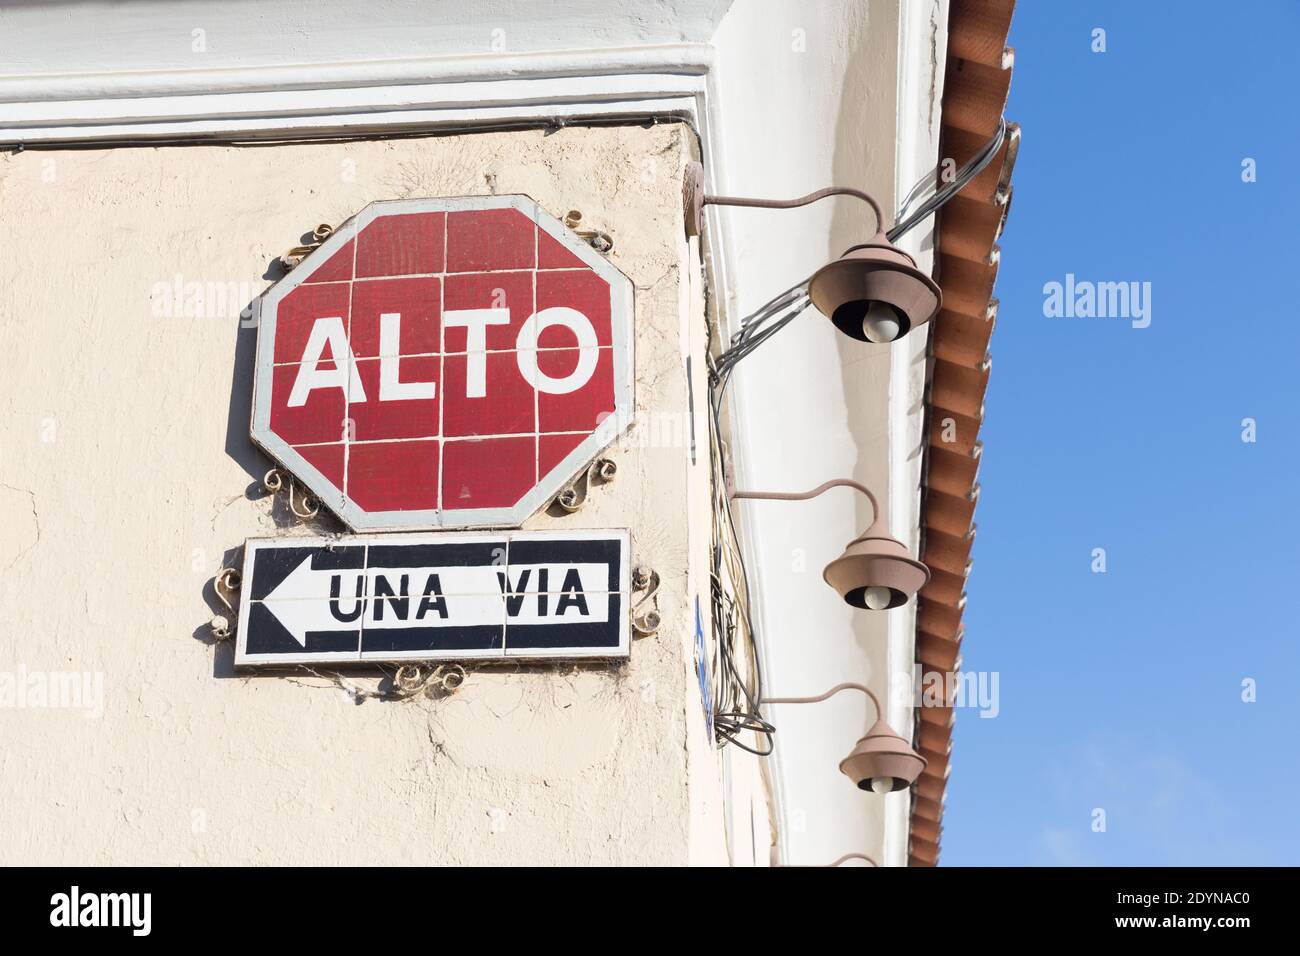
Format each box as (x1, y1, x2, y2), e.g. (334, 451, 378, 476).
(249, 194, 634, 532)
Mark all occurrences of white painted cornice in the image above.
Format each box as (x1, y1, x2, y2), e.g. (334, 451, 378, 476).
(0, 45, 713, 143)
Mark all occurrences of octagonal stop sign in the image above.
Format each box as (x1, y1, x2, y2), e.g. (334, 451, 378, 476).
(251, 197, 633, 530)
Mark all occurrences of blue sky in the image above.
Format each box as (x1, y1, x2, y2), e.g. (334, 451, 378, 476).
(940, 1, 1300, 865)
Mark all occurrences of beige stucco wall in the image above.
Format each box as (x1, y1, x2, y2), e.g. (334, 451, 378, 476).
(0, 123, 724, 864)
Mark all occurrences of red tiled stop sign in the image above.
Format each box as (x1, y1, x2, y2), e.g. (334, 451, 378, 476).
(251, 197, 633, 531)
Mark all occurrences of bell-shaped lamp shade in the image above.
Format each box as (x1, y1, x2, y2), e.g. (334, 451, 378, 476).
(809, 235, 942, 344)
(680, 162, 939, 347)
(822, 517, 931, 609)
(838, 719, 928, 792)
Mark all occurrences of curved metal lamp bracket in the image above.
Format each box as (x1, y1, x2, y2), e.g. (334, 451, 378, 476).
(731, 478, 880, 526)
(761, 681, 884, 723)
(682, 161, 886, 241)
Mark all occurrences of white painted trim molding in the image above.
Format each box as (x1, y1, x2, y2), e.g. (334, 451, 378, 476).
(0, 46, 711, 144)
(0, 45, 713, 103)
(883, 0, 949, 869)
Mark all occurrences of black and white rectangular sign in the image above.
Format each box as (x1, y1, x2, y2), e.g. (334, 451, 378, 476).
(235, 530, 630, 665)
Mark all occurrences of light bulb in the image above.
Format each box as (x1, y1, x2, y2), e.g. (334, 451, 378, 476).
(860, 301, 901, 343)
(870, 776, 894, 794)
(863, 585, 893, 610)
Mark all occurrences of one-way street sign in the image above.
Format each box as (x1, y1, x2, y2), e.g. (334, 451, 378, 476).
(235, 530, 630, 665)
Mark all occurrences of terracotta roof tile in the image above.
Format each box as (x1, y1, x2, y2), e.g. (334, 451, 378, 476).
(948, 0, 1017, 68)
(917, 631, 963, 672)
(908, 0, 1019, 867)
(913, 795, 945, 823)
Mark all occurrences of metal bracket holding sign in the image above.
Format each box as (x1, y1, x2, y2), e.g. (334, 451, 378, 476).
(235, 529, 630, 666)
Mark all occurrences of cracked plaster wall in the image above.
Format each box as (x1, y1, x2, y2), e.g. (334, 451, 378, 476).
(0, 123, 723, 865)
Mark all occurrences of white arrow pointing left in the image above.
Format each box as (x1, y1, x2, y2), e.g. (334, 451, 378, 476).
(262, 554, 366, 647)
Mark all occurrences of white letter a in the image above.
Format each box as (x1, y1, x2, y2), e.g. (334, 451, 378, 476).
(289, 317, 365, 407)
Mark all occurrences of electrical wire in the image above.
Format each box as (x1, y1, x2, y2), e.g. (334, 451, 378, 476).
(708, 386, 775, 755)
(888, 117, 1007, 242)
(706, 279, 814, 755)
(705, 118, 1008, 754)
